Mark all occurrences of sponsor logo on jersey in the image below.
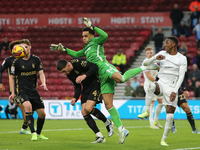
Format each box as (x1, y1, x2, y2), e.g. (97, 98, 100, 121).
(21, 71, 36, 76)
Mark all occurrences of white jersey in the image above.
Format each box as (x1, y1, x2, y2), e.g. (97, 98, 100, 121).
(142, 58, 158, 85)
(156, 50, 187, 88)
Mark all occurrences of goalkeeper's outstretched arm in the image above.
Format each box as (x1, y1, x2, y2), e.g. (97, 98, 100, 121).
(50, 43, 85, 57)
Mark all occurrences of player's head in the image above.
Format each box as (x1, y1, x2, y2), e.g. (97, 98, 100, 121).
(82, 27, 95, 45)
(9, 40, 21, 52)
(57, 59, 73, 75)
(164, 36, 178, 53)
(20, 39, 31, 56)
(145, 46, 154, 58)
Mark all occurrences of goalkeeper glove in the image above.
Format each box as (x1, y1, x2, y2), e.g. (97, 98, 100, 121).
(82, 17, 95, 30)
(50, 43, 66, 52)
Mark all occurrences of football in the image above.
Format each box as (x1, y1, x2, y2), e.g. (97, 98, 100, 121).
(12, 45, 27, 59)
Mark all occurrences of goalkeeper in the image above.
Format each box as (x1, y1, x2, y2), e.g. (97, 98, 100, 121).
(50, 17, 159, 144)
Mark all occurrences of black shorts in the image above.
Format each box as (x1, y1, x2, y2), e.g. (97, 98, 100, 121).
(18, 90, 44, 111)
(81, 80, 102, 105)
(177, 89, 187, 107)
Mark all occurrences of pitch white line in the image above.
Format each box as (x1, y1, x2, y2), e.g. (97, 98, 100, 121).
(173, 147, 200, 150)
(0, 126, 150, 134)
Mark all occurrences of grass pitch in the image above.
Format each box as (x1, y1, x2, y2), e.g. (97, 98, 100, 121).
(0, 119, 200, 150)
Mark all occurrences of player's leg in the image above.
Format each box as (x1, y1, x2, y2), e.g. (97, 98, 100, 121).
(23, 100, 37, 140)
(161, 105, 176, 146)
(85, 100, 114, 137)
(149, 101, 159, 129)
(112, 65, 159, 83)
(81, 103, 105, 143)
(102, 93, 129, 144)
(36, 108, 48, 139)
(154, 98, 163, 129)
(138, 82, 160, 119)
(17, 103, 31, 134)
(180, 102, 200, 134)
(99, 65, 129, 143)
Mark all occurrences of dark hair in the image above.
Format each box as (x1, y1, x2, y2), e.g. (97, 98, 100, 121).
(20, 39, 31, 46)
(57, 59, 67, 71)
(9, 40, 21, 52)
(82, 27, 95, 36)
(167, 36, 179, 46)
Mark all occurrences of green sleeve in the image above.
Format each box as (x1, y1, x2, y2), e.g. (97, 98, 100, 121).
(65, 48, 85, 57)
(94, 27, 108, 45)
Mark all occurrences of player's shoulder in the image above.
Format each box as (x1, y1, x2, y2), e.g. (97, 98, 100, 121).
(70, 57, 86, 63)
(31, 54, 40, 59)
(177, 52, 187, 60)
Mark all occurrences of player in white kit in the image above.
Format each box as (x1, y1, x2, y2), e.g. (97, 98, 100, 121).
(138, 46, 163, 129)
(142, 37, 187, 146)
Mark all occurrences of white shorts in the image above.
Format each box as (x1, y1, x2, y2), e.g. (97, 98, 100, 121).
(144, 82, 162, 100)
(157, 80, 178, 107)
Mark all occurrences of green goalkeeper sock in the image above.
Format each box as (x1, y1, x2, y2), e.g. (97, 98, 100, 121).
(108, 106, 122, 128)
(121, 67, 142, 83)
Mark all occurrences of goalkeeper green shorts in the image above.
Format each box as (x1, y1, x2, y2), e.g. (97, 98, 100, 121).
(98, 62, 120, 94)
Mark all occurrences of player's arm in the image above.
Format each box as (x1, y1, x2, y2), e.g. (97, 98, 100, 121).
(0, 59, 10, 91)
(143, 52, 164, 66)
(0, 66, 6, 91)
(50, 43, 85, 57)
(145, 71, 155, 82)
(38, 70, 48, 91)
(75, 59, 98, 84)
(71, 79, 81, 102)
(94, 27, 108, 44)
(8, 74, 15, 101)
(82, 17, 108, 44)
(170, 59, 187, 101)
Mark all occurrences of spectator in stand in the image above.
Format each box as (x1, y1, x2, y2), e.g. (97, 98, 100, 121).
(188, 64, 200, 93)
(180, 48, 190, 67)
(179, 42, 188, 53)
(172, 25, 179, 37)
(190, 7, 200, 30)
(112, 49, 126, 74)
(192, 47, 200, 69)
(131, 76, 140, 90)
(193, 19, 200, 48)
(133, 82, 145, 97)
(124, 80, 134, 97)
(5, 99, 18, 119)
(1, 37, 10, 52)
(194, 80, 200, 97)
(178, 21, 191, 38)
(153, 28, 164, 54)
(189, 0, 200, 12)
(170, 4, 184, 29)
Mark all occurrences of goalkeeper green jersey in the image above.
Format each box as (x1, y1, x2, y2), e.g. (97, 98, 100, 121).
(66, 27, 118, 94)
(66, 27, 108, 67)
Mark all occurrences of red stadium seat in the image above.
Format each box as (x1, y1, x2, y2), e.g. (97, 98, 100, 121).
(187, 36, 196, 42)
(178, 37, 187, 42)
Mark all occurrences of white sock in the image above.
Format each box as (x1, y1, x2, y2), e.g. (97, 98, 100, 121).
(161, 113, 174, 141)
(154, 103, 163, 122)
(149, 103, 154, 126)
(118, 126, 124, 132)
(105, 119, 110, 126)
(140, 66, 146, 71)
(96, 132, 103, 138)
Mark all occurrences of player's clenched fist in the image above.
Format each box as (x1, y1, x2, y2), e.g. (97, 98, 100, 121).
(156, 55, 165, 60)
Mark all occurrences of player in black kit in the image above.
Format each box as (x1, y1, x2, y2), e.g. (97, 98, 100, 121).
(0, 40, 31, 134)
(57, 58, 114, 143)
(171, 77, 200, 134)
(9, 39, 48, 141)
